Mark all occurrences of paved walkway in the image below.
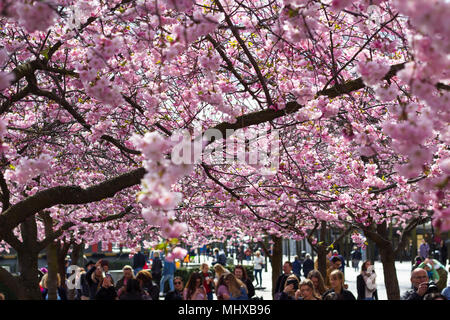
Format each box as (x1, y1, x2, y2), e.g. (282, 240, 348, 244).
(195, 254, 449, 300)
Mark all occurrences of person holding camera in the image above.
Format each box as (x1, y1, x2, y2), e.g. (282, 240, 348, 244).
(401, 268, 439, 300)
(357, 260, 378, 300)
(279, 275, 301, 300)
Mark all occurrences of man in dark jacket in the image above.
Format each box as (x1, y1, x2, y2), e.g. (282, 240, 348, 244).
(302, 254, 314, 278)
(165, 276, 184, 300)
(292, 256, 302, 279)
(401, 268, 431, 300)
(274, 262, 293, 299)
(151, 251, 163, 287)
(132, 247, 147, 275)
(212, 248, 227, 266)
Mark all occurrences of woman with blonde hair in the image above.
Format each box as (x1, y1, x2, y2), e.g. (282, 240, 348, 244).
(307, 269, 328, 295)
(253, 251, 264, 288)
(296, 279, 321, 300)
(322, 270, 356, 300)
(224, 273, 248, 300)
(40, 273, 68, 300)
(213, 263, 230, 288)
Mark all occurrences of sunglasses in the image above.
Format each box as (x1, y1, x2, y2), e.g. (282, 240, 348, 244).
(174, 282, 182, 285)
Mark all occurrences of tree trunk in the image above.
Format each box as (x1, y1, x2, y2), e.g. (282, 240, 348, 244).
(271, 236, 282, 299)
(379, 243, 400, 300)
(17, 250, 41, 300)
(317, 245, 328, 280)
(47, 242, 58, 300)
(363, 221, 401, 300)
(17, 217, 42, 300)
(71, 242, 84, 267)
(0, 266, 26, 299)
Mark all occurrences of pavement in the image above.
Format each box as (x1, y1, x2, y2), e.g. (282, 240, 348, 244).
(194, 254, 449, 300)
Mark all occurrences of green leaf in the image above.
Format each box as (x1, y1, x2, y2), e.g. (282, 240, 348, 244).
(40, 48, 49, 60)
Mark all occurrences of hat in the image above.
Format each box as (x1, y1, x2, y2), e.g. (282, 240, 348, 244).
(40, 267, 48, 274)
(85, 260, 95, 269)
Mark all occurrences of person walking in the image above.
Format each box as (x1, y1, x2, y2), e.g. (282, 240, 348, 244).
(237, 247, 245, 265)
(419, 239, 430, 260)
(351, 246, 362, 272)
(292, 256, 302, 280)
(253, 251, 264, 288)
(159, 257, 176, 297)
(356, 260, 378, 300)
(322, 270, 356, 300)
(132, 246, 147, 275)
(302, 254, 314, 279)
(332, 250, 345, 274)
(212, 248, 227, 267)
(234, 265, 255, 299)
(151, 251, 163, 288)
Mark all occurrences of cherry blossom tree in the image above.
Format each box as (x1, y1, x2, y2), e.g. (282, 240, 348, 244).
(0, 0, 448, 300)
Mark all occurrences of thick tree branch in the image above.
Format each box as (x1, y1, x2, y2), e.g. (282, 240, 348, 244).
(0, 168, 145, 234)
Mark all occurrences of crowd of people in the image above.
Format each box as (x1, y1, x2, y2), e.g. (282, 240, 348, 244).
(1, 241, 449, 300)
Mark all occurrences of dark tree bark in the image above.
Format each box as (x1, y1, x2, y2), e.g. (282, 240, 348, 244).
(46, 242, 58, 300)
(363, 221, 401, 300)
(270, 236, 282, 299)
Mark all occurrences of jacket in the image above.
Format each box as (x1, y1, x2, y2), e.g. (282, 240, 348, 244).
(142, 280, 159, 300)
(401, 288, 425, 300)
(133, 252, 147, 269)
(302, 259, 314, 278)
(151, 257, 163, 275)
(292, 260, 302, 276)
(274, 273, 290, 296)
(162, 260, 176, 276)
(86, 266, 102, 300)
(78, 272, 90, 299)
(356, 274, 378, 300)
(322, 288, 356, 300)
